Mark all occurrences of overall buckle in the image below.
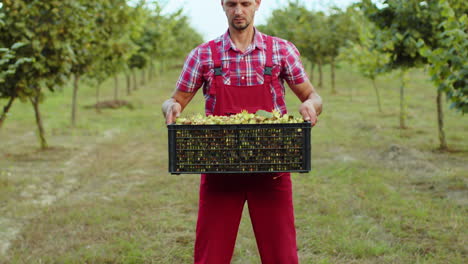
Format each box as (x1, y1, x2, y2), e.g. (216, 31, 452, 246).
(214, 67, 223, 76)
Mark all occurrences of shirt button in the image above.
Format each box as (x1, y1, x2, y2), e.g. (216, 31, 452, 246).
(241, 76, 245, 80)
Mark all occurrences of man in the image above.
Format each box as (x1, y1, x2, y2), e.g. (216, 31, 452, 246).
(162, 0, 322, 263)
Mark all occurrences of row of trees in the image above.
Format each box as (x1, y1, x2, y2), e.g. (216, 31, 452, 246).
(0, 0, 203, 148)
(260, 0, 467, 150)
(359, 0, 467, 150)
(258, 3, 358, 94)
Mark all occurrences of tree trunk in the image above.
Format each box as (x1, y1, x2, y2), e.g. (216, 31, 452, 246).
(331, 58, 336, 94)
(95, 83, 101, 113)
(155, 61, 159, 75)
(372, 78, 383, 113)
(160, 60, 166, 75)
(132, 68, 138, 91)
(141, 69, 146, 86)
(399, 70, 407, 129)
(71, 74, 80, 126)
(149, 61, 154, 82)
(318, 59, 323, 89)
(114, 74, 119, 101)
(0, 97, 15, 129)
(437, 90, 448, 150)
(30, 94, 47, 149)
(126, 74, 131, 96)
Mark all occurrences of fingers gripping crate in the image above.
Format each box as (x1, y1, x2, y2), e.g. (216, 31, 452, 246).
(168, 122, 311, 174)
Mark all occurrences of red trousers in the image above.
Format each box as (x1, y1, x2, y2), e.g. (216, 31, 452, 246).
(194, 173, 298, 264)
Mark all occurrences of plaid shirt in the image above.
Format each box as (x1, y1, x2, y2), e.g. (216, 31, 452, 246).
(176, 29, 309, 115)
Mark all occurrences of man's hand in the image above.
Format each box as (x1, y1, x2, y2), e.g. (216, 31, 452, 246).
(299, 99, 318, 126)
(161, 90, 197, 125)
(162, 98, 182, 125)
(287, 81, 322, 126)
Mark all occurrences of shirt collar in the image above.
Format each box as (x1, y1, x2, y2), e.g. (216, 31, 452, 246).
(221, 27, 266, 52)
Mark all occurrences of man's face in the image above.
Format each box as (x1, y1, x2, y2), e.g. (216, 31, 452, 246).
(222, 0, 260, 31)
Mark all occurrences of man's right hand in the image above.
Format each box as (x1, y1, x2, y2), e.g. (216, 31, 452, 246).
(162, 98, 182, 125)
(299, 99, 318, 126)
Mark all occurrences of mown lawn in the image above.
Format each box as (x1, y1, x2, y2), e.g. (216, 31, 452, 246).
(0, 62, 466, 264)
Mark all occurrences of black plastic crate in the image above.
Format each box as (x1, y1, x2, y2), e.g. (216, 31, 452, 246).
(168, 122, 311, 174)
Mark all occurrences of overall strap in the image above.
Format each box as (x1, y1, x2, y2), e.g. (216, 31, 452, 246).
(209, 40, 223, 95)
(264, 36, 286, 112)
(264, 36, 273, 84)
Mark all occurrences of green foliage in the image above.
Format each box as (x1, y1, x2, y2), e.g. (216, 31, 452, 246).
(359, 0, 467, 113)
(68, 1, 110, 78)
(0, 0, 100, 99)
(259, 2, 327, 65)
(259, 1, 358, 78)
(0, 0, 204, 147)
(1, 0, 203, 96)
(419, 0, 468, 113)
(0, 43, 33, 91)
(84, 0, 142, 84)
(359, 0, 441, 70)
(147, 6, 202, 59)
(96, 0, 139, 78)
(326, 7, 360, 59)
(339, 11, 390, 80)
(127, 3, 151, 70)
(128, 3, 203, 74)
(166, 12, 204, 58)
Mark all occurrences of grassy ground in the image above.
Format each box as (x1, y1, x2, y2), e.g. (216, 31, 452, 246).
(0, 62, 466, 264)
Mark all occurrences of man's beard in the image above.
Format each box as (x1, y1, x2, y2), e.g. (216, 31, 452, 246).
(231, 19, 250, 30)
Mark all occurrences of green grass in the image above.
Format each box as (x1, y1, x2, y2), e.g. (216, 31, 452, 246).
(0, 62, 466, 264)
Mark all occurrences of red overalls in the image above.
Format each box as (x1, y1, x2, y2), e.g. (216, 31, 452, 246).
(194, 36, 299, 264)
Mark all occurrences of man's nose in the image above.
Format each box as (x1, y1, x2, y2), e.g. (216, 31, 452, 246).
(234, 6, 242, 15)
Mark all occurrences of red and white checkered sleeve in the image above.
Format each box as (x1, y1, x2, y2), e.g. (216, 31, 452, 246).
(176, 47, 204, 93)
(280, 41, 309, 85)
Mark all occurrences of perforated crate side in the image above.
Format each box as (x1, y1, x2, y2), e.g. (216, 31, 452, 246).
(168, 123, 311, 174)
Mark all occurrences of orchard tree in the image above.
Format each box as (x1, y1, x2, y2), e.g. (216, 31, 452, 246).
(68, 0, 147, 125)
(0, 7, 32, 127)
(153, 9, 203, 73)
(135, 5, 203, 78)
(325, 7, 359, 94)
(127, 2, 150, 88)
(166, 12, 204, 59)
(95, 0, 138, 101)
(127, 4, 203, 91)
(139, 3, 168, 80)
(258, 2, 327, 88)
(129, 4, 158, 90)
(259, 2, 357, 92)
(0, 0, 92, 148)
(69, 1, 109, 126)
(361, 0, 467, 149)
(339, 11, 390, 112)
(0, 43, 33, 128)
(419, 0, 467, 150)
(360, 0, 440, 129)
